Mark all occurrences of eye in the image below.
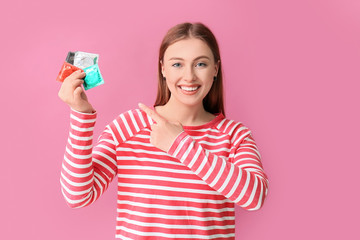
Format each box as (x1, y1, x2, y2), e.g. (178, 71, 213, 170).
(172, 63, 181, 68)
(196, 62, 207, 67)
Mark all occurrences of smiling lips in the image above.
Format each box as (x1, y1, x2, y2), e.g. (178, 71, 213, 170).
(179, 85, 200, 95)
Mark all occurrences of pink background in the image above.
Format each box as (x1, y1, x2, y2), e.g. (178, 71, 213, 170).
(1, 0, 359, 239)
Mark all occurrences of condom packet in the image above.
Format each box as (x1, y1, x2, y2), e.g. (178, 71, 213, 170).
(56, 61, 84, 82)
(66, 51, 76, 65)
(83, 63, 104, 90)
(73, 51, 99, 69)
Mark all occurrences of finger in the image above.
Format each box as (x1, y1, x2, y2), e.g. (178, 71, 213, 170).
(74, 86, 83, 100)
(71, 78, 84, 86)
(138, 103, 164, 123)
(69, 70, 86, 81)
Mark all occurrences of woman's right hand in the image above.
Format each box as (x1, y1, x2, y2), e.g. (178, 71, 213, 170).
(58, 70, 95, 113)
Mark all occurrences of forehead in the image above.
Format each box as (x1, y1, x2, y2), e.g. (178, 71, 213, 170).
(164, 38, 214, 60)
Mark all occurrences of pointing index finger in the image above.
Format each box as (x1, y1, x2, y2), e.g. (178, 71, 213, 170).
(138, 103, 164, 123)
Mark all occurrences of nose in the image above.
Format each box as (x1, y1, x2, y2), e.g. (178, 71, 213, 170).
(183, 66, 196, 81)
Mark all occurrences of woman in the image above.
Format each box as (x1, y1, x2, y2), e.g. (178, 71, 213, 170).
(58, 22, 268, 239)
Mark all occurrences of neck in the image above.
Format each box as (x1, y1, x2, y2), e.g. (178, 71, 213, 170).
(155, 98, 214, 126)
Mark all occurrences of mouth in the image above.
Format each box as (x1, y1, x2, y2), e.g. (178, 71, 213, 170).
(178, 85, 200, 92)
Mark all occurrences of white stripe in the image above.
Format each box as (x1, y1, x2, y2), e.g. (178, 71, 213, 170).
(216, 119, 226, 129)
(234, 157, 261, 165)
(117, 174, 206, 185)
(128, 110, 140, 132)
(232, 131, 251, 146)
(136, 109, 147, 128)
(94, 171, 109, 186)
(70, 123, 94, 132)
(249, 179, 264, 211)
(67, 138, 93, 150)
(218, 163, 234, 193)
(234, 171, 251, 202)
(236, 163, 264, 171)
(209, 158, 226, 188)
(114, 234, 132, 240)
(188, 147, 202, 168)
(69, 132, 93, 141)
(192, 134, 226, 140)
(70, 113, 96, 123)
(64, 155, 92, 169)
(117, 208, 235, 221)
(116, 217, 235, 230)
(117, 200, 233, 212)
(65, 146, 92, 159)
(93, 150, 117, 166)
(120, 113, 133, 137)
(115, 225, 235, 239)
(236, 151, 260, 159)
(93, 157, 116, 175)
(185, 128, 222, 133)
(61, 187, 92, 205)
(173, 135, 190, 157)
(179, 140, 194, 163)
(98, 138, 116, 146)
(62, 163, 93, 178)
(113, 120, 126, 142)
(203, 155, 217, 181)
(225, 169, 242, 199)
(60, 179, 92, 196)
(206, 147, 231, 153)
(94, 177, 104, 196)
(228, 122, 240, 136)
(117, 165, 192, 175)
(117, 183, 221, 196)
(124, 140, 152, 147)
(195, 154, 208, 175)
(147, 115, 154, 125)
(197, 139, 230, 146)
(241, 175, 258, 208)
(223, 120, 233, 132)
(116, 156, 183, 166)
(117, 147, 167, 156)
(117, 191, 231, 204)
(95, 143, 116, 155)
(61, 171, 93, 187)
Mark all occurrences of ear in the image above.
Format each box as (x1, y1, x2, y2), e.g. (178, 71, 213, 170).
(160, 60, 165, 77)
(214, 60, 220, 76)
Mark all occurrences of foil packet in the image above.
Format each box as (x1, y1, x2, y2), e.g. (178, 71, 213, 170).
(73, 51, 99, 69)
(83, 63, 104, 90)
(66, 51, 76, 65)
(56, 61, 84, 82)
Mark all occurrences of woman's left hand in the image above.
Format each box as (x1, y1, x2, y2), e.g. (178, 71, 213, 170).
(138, 103, 184, 152)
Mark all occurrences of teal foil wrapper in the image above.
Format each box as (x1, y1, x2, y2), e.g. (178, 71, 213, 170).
(83, 63, 104, 90)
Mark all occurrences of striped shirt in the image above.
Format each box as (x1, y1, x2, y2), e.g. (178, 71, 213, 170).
(61, 108, 268, 239)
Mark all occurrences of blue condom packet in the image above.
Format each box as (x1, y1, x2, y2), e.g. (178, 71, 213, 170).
(83, 63, 104, 90)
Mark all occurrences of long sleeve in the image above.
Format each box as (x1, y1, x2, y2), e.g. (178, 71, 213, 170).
(167, 126, 268, 211)
(60, 109, 118, 208)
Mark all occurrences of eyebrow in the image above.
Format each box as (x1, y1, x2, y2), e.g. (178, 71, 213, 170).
(168, 56, 211, 61)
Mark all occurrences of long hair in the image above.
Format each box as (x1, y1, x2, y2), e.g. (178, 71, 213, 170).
(154, 22, 225, 116)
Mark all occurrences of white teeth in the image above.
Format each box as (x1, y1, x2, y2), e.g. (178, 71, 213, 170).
(180, 86, 199, 91)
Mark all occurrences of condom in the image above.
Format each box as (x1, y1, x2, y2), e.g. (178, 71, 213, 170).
(73, 51, 99, 69)
(56, 61, 84, 82)
(66, 51, 76, 65)
(83, 63, 104, 90)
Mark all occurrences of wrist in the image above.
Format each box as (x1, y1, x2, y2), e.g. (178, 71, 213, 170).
(70, 106, 96, 114)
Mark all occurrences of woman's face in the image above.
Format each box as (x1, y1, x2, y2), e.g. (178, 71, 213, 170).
(161, 38, 219, 109)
